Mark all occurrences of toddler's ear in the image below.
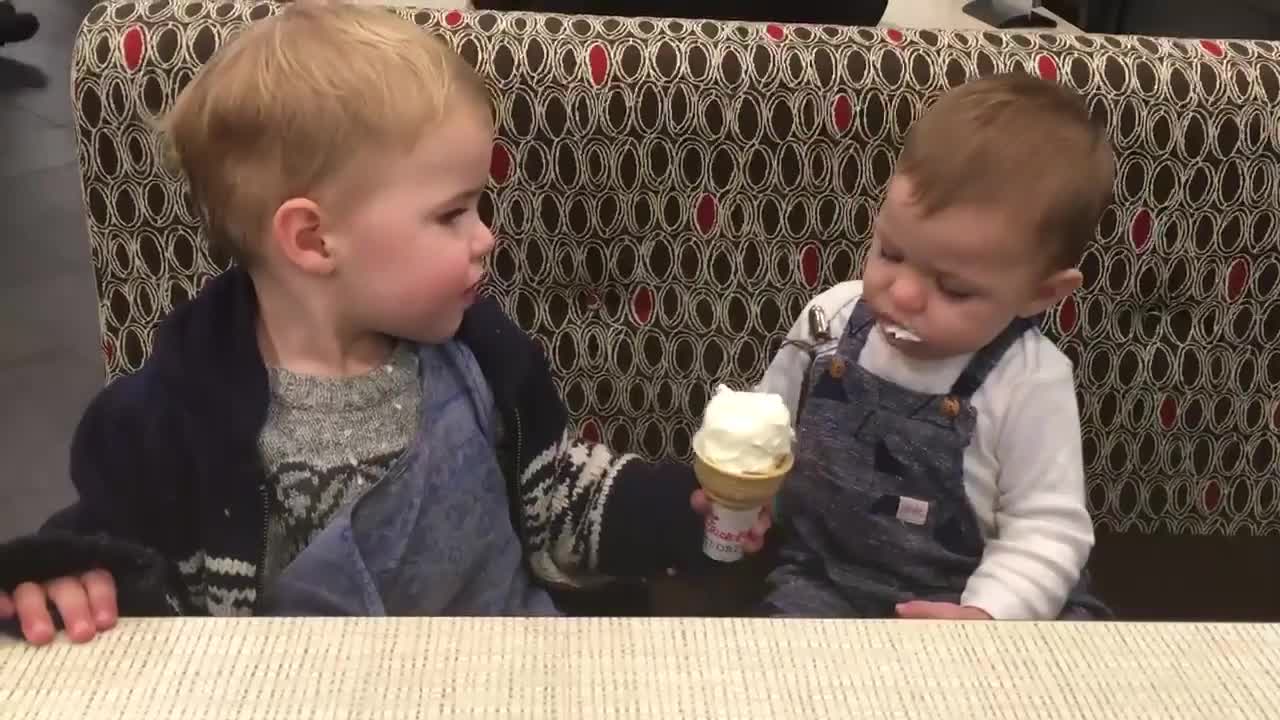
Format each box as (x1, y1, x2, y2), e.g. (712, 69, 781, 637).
(271, 197, 334, 275)
(1022, 267, 1082, 317)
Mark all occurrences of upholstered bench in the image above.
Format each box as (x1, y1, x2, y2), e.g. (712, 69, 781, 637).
(72, 0, 1280, 619)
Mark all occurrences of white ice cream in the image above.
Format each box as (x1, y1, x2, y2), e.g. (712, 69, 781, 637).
(883, 323, 921, 343)
(692, 385, 794, 474)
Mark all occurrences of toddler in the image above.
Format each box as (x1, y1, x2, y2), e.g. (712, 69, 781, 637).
(0, 3, 763, 644)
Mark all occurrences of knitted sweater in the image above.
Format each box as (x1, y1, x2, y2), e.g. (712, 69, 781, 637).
(257, 343, 420, 585)
(4, 268, 704, 617)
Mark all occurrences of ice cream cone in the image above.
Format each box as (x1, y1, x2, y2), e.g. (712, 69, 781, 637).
(695, 451, 792, 562)
(693, 452, 793, 509)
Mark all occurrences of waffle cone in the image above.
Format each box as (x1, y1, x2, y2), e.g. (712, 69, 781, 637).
(693, 452, 793, 511)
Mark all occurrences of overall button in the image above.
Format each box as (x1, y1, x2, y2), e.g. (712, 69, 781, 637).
(829, 357, 847, 379)
(940, 396, 961, 418)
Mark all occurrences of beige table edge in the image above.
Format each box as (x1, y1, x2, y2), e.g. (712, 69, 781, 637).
(2, 617, 1278, 719)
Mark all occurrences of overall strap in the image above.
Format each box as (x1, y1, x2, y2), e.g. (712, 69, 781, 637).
(948, 314, 1043, 399)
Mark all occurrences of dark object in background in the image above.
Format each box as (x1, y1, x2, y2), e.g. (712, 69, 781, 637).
(1090, 531, 1280, 621)
(1082, 0, 1280, 38)
(0, 0, 39, 46)
(475, 0, 887, 26)
(963, 0, 1061, 29)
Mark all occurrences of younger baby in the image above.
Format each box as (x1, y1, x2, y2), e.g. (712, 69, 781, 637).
(759, 73, 1113, 620)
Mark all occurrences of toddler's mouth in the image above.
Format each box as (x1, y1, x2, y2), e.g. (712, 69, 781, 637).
(463, 276, 485, 300)
(882, 323, 922, 343)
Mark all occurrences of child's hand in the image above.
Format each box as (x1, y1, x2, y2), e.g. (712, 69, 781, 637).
(0, 570, 118, 645)
(895, 600, 992, 620)
(690, 490, 772, 554)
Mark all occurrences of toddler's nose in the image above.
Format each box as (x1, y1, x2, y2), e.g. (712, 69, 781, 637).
(473, 222, 496, 259)
(888, 274, 927, 315)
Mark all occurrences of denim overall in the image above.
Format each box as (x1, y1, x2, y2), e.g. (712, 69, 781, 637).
(765, 301, 1108, 619)
(264, 342, 557, 617)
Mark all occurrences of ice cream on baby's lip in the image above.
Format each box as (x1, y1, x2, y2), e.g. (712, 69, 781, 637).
(882, 322, 922, 344)
(692, 385, 794, 475)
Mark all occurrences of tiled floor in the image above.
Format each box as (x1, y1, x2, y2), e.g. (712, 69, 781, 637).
(1, 1, 100, 540)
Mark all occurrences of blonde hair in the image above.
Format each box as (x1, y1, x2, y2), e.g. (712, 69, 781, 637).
(896, 72, 1114, 269)
(163, 2, 489, 265)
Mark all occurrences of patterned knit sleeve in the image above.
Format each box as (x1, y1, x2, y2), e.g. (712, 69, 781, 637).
(458, 298, 704, 588)
(515, 385, 703, 588)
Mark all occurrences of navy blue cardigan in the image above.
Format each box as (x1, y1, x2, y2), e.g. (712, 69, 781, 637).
(1, 268, 703, 616)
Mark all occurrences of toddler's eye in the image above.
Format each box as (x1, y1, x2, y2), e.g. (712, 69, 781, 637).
(879, 246, 904, 263)
(939, 286, 973, 300)
(439, 208, 468, 224)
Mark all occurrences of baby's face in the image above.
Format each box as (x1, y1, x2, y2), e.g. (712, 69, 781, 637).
(862, 174, 1070, 360)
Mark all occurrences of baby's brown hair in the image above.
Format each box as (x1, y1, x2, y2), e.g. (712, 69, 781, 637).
(162, 2, 489, 266)
(896, 72, 1115, 269)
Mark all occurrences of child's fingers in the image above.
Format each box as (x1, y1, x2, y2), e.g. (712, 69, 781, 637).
(0, 592, 14, 619)
(896, 601, 989, 620)
(752, 510, 772, 535)
(895, 600, 954, 619)
(45, 576, 96, 643)
(82, 570, 119, 630)
(12, 582, 55, 645)
(689, 489, 710, 515)
(741, 510, 773, 554)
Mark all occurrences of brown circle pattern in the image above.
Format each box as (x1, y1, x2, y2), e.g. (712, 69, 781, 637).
(71, 2, 1280, 535)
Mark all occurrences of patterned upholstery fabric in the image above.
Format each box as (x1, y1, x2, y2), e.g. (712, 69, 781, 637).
(72, 1, 1279, 540)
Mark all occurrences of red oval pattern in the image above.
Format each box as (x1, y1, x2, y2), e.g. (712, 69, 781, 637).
(631, 286, 654, 325)
(1200, 40, 1225, 58)
(1058, 295, 1078, 334)
(1203, 481, 1222, 512)
(490, 143, 512, 184)
(1036, 55, 1059, 82)
(1226, 258, 1249, 301)
(443, 9, 463, 27)
(765, 24, 785, 41)
(1130, 208, 1153, 253)
(886, 28, 905, 44)
(581, 418, 602, 444)
(1158, 396, 1178, 431)
(695, 194, 717, 235)
(122, 26, 145, 71)
(832, 95, 854, 133)
(800, 245, 820, 288)
(588, 44, 609, 86)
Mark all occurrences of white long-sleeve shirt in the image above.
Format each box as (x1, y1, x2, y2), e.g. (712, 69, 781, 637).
(756, 281, 1094, 620)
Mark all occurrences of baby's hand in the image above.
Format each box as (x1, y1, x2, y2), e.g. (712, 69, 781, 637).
(690, 490, 772, 554)
(0, 570, 118, 645)
(895, 600, 992, 620)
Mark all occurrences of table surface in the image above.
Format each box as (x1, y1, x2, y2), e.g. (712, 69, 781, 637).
(2, 617, 1278, 719)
